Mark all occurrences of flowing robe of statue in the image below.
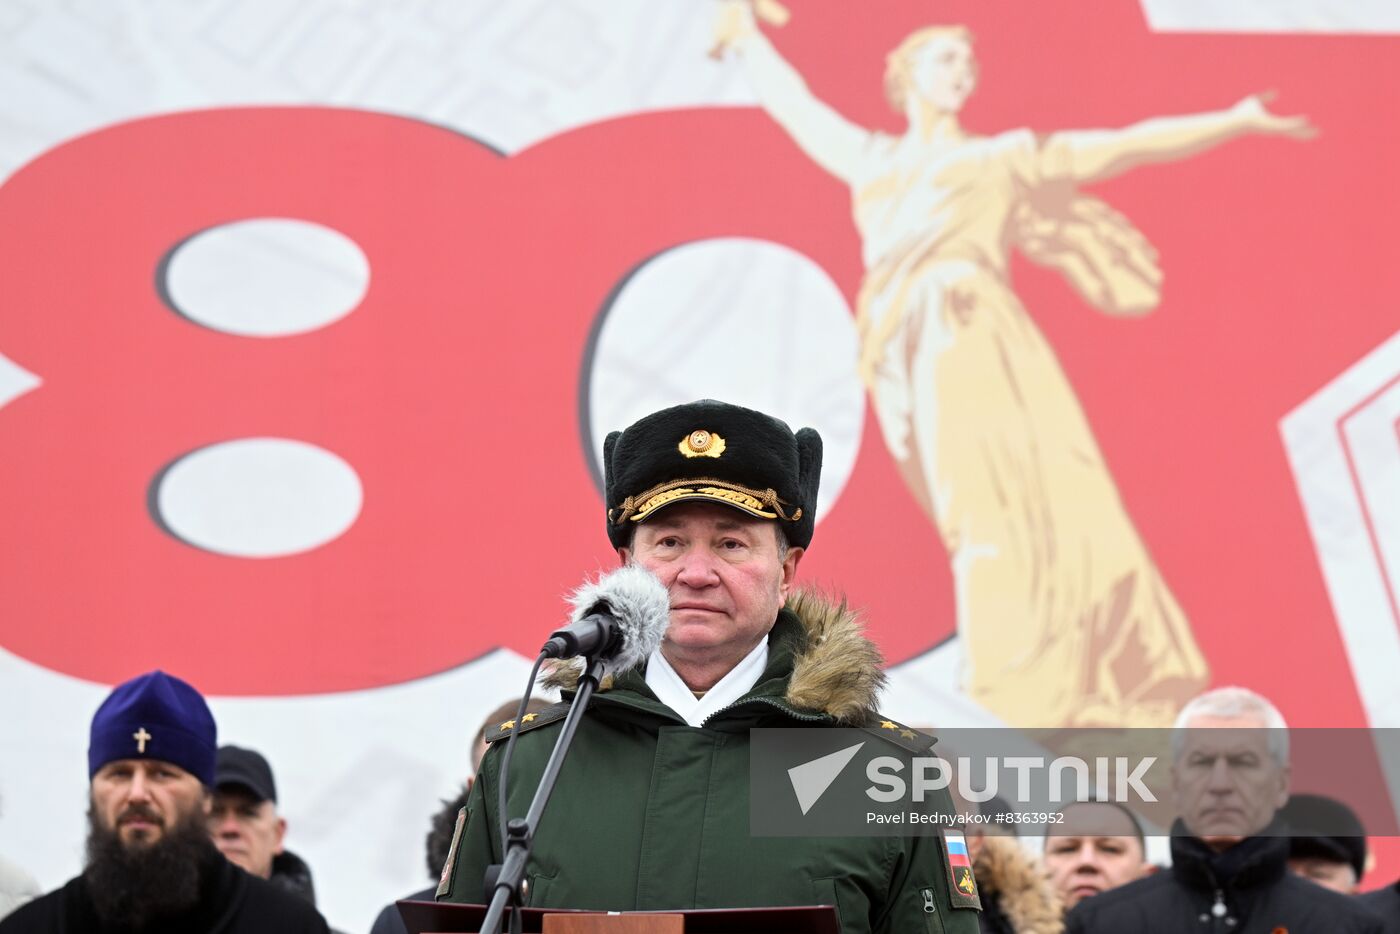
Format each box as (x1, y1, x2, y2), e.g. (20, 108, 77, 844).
(852, 127, 1209, 727)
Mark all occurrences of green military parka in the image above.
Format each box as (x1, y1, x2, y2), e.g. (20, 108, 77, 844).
(437, 591, 980, 934)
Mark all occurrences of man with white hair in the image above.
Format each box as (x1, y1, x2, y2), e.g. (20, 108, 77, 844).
(1067, 686, 1382, 932)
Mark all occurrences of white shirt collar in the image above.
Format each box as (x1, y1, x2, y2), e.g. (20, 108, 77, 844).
(645, 638, 770, 728)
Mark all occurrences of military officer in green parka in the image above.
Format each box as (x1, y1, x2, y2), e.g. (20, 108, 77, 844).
(436, 399, 982, 933)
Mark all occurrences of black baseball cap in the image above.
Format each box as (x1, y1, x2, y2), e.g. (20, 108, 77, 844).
(215, 745, 278, 804)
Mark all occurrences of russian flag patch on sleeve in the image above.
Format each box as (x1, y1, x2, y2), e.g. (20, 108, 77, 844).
(941, 830, 982, 910)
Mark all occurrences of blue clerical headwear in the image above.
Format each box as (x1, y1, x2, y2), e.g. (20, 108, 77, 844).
(88, 670, 217, 785)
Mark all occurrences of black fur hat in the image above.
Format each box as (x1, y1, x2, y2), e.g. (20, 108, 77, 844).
(1279, 793, 1368, 881)
(603, 399, 822, 550)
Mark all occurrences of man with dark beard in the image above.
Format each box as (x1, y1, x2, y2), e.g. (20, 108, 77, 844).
(0, 671, 329, 934)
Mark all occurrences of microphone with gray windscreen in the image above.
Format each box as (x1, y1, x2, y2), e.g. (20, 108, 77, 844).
(541, 564, 670, 673)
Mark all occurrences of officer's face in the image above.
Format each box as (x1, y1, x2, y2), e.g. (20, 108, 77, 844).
(92, 758, 210, 849)
(1172, 715, 1289, 850)
(208, 785, 285, 879)
(621, 502, 802, 686)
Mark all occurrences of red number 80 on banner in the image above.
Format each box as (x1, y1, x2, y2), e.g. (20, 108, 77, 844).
(0, 107, 942, 694)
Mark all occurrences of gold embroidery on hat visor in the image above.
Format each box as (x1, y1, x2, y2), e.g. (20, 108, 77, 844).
(609, 476, 803, 525)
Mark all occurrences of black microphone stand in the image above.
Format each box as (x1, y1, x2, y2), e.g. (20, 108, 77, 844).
(479, 651, 609, 934)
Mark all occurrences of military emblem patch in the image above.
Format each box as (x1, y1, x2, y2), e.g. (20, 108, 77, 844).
(942, 831, 982, 910)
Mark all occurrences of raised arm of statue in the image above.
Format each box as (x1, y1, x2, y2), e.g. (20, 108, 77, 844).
(713, 0, 871, 184)
(1040, 92, 1315, 186)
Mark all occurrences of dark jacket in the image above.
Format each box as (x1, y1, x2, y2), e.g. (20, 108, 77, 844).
(269, 851, 318, 907)
(0, 849, 329, 934)
(1065, 828, 1383, 934)
(1357, 881, 1400, 934)
(269, 851, 348, 934)
(438, 592, 981, 934)
(369, 886, 433, 934)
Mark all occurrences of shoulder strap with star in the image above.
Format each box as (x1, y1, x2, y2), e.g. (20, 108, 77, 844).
(862, 715, 937, 754)
(484, 701, 571, 744)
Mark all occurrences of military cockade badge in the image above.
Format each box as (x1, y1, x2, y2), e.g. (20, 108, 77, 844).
(679, 429, 726, 458)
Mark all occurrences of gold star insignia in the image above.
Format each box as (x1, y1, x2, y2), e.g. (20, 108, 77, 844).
(901, 729, 917, 739)
(521, 713, 538, 723)
(499, 719, 516, 730)
(880, 720, 897, 730)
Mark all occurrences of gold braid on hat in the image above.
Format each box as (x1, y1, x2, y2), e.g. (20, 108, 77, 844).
(609, 477, 803, 525)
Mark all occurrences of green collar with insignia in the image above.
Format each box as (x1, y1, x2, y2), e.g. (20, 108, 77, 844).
(489, 607, 938, 751)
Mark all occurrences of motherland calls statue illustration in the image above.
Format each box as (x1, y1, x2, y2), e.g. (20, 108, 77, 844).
(715, 3, 1314, 727)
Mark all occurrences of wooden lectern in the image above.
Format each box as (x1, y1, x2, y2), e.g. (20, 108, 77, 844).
(396, 900, 840, 934)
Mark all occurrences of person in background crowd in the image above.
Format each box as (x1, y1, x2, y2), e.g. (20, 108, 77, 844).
(0, 793, 41, 921)
(1275, 794, 1400, 932)
(0, 855, 38, 925)
(967, 817, 1062, 934)
(0, 846, 36, 923)
(1358, 875, 1400, 934)
(1043, 801, 1152, 913)
(1278, 793, 1368, 895)
(0, 670, 329, 934)
(367, 697, 552, 934)
(1065, 686, 1382, 933)
(212, 745, 333, 920)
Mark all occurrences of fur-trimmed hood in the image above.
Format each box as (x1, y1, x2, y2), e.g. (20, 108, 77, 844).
(541, 588, 887, 724)
(974, 835, 1064, 934)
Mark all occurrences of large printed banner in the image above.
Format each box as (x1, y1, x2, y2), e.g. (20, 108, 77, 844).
(1, 2, 1398, 928)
